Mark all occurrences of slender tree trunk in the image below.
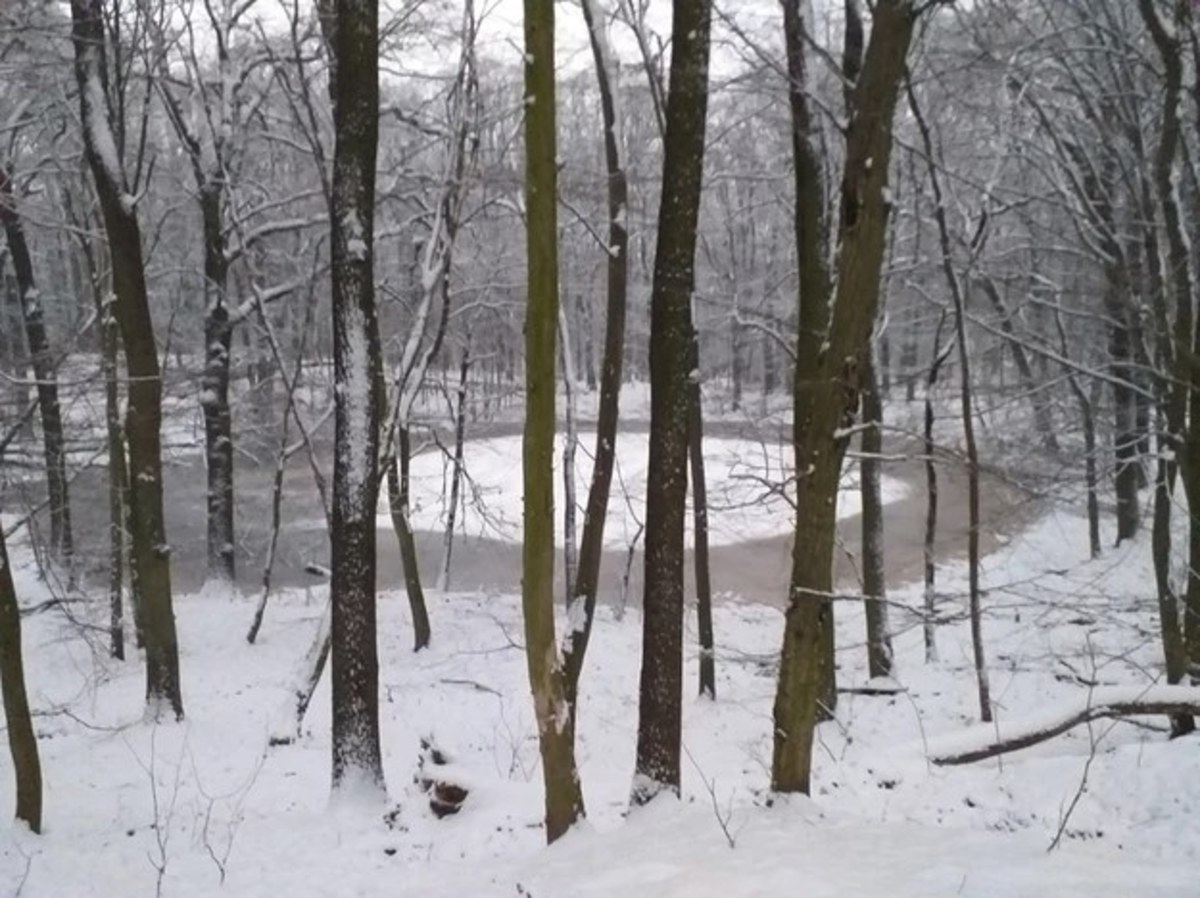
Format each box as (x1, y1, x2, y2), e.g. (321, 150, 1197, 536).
(923, 319, 949, 664)
(0, 168, 73, 575)
(632, 0, 713, 807)
(1110, 305, 1141, 544)
(690, 374, 715, 698)
(560, 310, 579, 604)
(908, 77, 990, 722)
(199, 185, 236, 588)
(438, 343, 471, 593)
(860, 348, 892, 679)
(562, 0, 629, 706)
(977, 276, 1058, 456)
(72, 0, 183, 719)
(522, 0, 585, 842)
(389, 426, 431, 649)
(0, 520, 41, 833)
(325, 0, 385, 796)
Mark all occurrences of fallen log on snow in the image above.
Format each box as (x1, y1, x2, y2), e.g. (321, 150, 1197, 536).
(928, 685, 1200, 766)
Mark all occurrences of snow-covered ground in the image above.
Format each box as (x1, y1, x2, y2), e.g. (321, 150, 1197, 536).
(395, 431, 909, 546)
(2, 494, 1197, 895)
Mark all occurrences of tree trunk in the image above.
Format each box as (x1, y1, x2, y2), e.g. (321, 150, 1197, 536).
(72, 0, 183, 720)
(773, 0, 917, 795)
(522, 0, 585, 842)
(908, 76, 991, 722)
(0, 520, 41, 833)
(325, 0, 385, 797)
(860, 348, 892, 679)
(199, 185, 235, 588)
(0, 168, 73, 575)
(389, 426, 431, 650)
(923, 319, 949, 664)
(560, 311, 579, 604)
(438, 343, 471, 593)
(690, 375, 716, 699)
(561, 0, 630, 706)
(632, 0, 713, 807)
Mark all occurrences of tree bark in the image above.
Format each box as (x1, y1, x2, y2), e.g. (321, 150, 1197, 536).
(0, 513, 42, 833)
(325, 0, 385, 796)
(199, 185, 235, 587)
(690, 373, 716, 699)
(522, 0, 585, 842)
(860, 348, 892, 679)
(438, 343, 471, 593)
(923, 314, 950, 664)
(908, 76, 991, 722)
(0, 167, 73, 575)
(632, 0, 713, 806)
(562, 0, 629, 706)
(772, 0, 917, 795)
(71, 0, 183, 719)
(389, 427, 431, 650)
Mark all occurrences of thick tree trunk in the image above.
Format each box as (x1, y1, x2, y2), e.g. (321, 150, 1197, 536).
(860, 349, 892, 679)
(72, 0, 183, 719)
(632, 0, 712, 807)
(0, 518, 42, 833)
(0, 168, 73, 575)
(773, 0, 916, 795)
(325, 0, 385, 796)
(522, 0, 585, 842)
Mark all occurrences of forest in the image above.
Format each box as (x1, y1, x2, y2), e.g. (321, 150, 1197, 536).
(1, 0, 1199, 894)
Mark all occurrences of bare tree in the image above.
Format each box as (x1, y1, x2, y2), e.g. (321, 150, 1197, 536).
(520, 0, 585, 841)
(632, 0, 713, 805)
(70, 0, 183, 719)
(324, 0, 385, 797)
(772, 0, 920, 795)
(0, 488, 41, 833)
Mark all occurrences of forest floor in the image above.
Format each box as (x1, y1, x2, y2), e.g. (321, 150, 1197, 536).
(3, 389, 1198, 894)
(1, 497, 1196, 896)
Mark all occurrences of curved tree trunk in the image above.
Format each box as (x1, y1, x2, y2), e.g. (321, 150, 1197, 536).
(72, 0, 183, 720)
(0, 514, 42, 833)
(562, 0, 630, 707)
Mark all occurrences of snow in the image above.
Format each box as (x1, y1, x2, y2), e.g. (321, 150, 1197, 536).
(3, 492, 1199, 896)
(375, 431, 909, 548)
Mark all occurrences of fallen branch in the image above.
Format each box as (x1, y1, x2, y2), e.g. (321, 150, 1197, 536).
(929, 686, 1200, 766)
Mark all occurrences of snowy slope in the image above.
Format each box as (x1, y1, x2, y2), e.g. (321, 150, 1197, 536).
(2, 497, 1197, 895)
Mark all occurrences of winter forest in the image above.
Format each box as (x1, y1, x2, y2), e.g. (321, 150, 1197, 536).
(1, 0, 1199, 893)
